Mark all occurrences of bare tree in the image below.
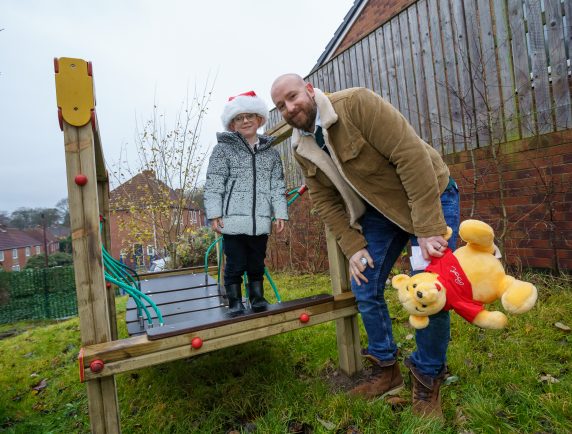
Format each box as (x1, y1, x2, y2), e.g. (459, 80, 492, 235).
(111, 80, 215, 269)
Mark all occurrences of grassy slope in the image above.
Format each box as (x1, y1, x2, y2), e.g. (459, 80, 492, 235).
(0, 272, 571, 433)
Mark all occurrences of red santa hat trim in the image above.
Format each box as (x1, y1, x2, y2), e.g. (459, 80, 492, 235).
(221, 90, 268, 131)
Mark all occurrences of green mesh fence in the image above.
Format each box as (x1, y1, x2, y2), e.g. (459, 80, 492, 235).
(0, 266, 77, 324)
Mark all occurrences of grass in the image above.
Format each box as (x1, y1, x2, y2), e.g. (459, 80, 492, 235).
(0, 272, 571, 433)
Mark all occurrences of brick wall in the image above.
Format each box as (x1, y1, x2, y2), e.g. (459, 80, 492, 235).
(267, 195, 329, 273)
(445, 129, 572, 272)
(268, 130, 571, 273)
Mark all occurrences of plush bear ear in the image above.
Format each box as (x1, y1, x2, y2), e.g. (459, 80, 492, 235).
(444, 226, 453, 241)
(391, 274, 410, 290)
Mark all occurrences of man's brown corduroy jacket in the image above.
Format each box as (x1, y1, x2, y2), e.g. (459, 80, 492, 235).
(291, 87, 450, 258)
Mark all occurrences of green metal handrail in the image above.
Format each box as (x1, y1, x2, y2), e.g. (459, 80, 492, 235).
(99, 219, 163, 327)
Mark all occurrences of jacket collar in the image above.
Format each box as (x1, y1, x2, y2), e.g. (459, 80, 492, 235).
(290, 89, 365, 231)
(217, 131, 275, 151)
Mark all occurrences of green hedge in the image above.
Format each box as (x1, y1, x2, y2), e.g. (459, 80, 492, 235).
(0, 266, 77, 324)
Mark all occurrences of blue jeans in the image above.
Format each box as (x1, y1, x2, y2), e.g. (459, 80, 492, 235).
(351, 182, 460, 377)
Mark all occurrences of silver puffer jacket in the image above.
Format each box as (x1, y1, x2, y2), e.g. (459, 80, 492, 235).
(204, 132, 288, 235)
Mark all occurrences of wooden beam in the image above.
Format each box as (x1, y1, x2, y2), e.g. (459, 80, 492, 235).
(82, 304, 358, 380)
(265, 119, 292, 146)
(326, 229, 362, 375)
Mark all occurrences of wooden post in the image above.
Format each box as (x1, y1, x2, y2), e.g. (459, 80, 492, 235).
(64, 123, 121, 433)
(326, 229, 362, 375)
(95, 134, 117, 341)
(56, 57, 121, 433)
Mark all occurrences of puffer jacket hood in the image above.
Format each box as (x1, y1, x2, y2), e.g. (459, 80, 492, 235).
(204, 131, 288, 235)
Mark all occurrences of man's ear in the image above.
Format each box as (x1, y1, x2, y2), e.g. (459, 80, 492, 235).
(391, 274, 410, 290)
(305, 81, 315, 97)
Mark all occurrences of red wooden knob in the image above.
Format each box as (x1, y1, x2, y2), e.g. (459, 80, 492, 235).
(191, 337, 203, 349)
(299, 313, 310, 323)
(89, 359, 104, 373)
(75, 174, 88, 186)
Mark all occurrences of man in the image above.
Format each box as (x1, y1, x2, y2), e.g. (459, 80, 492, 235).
(270, 74, 460, 419)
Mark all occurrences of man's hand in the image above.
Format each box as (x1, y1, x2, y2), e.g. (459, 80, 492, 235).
(417, 236, 448, 260)
(349, 248, 374, 286)
(211, 218, 224, 234)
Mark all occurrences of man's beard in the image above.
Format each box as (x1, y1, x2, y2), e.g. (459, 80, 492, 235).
(290, 101, 317, 132)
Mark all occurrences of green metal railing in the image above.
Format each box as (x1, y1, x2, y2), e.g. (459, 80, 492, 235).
(100, 220, 164, 327)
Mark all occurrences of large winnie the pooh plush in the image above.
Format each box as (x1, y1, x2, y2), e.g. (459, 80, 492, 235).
(392, 219, 537, 329)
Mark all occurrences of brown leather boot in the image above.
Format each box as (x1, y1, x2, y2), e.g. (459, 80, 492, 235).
(404, 357, 445, 420)
(349, 354, 404, 399)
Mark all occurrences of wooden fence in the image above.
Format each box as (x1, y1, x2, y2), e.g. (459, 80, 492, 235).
(267, 0, 571, 187)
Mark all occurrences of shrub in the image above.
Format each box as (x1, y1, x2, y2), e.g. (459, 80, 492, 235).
(25, 252, 73, 269)
(176, 227, 218, 268)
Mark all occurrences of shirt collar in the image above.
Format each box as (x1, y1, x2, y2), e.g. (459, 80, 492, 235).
(298, 111, 322, 137)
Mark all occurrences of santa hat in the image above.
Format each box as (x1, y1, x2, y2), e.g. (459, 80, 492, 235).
(221, 90, 269, 131)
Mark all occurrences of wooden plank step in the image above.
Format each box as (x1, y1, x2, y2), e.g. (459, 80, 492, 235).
(126, 296, 226, 322)
(137, 273, 217, 294)
(146, 294, 335, 340)
(126, 284, 221, 310)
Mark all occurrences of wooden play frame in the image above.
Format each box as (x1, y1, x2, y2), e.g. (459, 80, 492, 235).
(55, 57, 362, 433)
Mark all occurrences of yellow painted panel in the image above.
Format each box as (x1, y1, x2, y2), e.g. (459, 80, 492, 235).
(55, 57, 95, 127)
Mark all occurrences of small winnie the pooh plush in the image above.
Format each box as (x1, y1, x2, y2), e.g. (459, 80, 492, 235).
(392, 219, 537, 329)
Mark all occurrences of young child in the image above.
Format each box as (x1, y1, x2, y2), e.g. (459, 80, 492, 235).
(204, 91, 288, 315)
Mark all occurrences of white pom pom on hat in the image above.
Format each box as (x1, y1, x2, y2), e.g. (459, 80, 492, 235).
(221, 90, 269, 131)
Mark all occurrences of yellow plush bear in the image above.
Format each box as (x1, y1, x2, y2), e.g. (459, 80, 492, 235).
(392, 220, 537, 329)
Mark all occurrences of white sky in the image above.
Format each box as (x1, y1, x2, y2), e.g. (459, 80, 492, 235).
(0, 0, 354, 213)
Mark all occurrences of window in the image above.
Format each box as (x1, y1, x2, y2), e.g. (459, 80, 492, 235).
(12, 249, 18, 259)
(147, 245, 155, 256)
(25, 247, 31, 257)
(36, 246, 40, 254)
(133, 244, 143, 257)
(0, 251, 4, 261)
(12, 264, 20, 271)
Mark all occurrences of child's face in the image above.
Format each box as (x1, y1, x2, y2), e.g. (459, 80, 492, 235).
(230, 113, 263, 137)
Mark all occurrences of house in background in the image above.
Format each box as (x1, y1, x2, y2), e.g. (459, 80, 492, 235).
(0, 225, 59, 271)
(109, 170, 204, 271)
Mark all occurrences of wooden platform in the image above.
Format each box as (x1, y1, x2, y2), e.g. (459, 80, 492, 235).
(126, 272, 337, 340)
(147, 293, 335, 340)
(82, 291, 358, 381)
(126, 273, 225, 336)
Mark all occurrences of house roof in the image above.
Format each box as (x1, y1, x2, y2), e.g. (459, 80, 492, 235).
(110, 170, 198, 210)
(0, 227, 44, 251)
(311, 0, 417, 73)
(311, 0, 367, 73)
(24, 228, 59, 244)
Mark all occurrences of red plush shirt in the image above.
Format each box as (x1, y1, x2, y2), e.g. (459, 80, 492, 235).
(425, 248, 484, 323)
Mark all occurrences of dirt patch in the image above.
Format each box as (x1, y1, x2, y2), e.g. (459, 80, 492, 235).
(320, 362, 410, 408)
(0, 329, 20, 340)
(320, 363, 370, 394)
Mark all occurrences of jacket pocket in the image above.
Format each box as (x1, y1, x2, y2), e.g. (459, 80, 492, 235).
(337, 136, 367, 163)
(338, 137, 382, 176)
(224, 180, 236, 216)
